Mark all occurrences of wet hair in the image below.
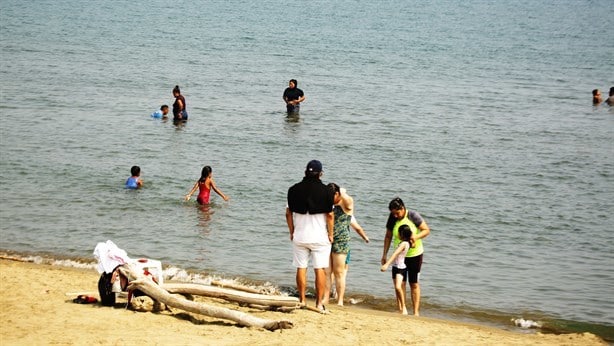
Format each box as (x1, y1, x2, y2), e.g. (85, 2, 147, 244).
(131, 165, 140, 177)
(160, 105, 169, 110)
(610, 87, 614, 96)
(592, 89, 599, 96)
(199, 166, 212, 183)
(289, 79, 298, 86)
(398, 224, 413, 242)
(386, 197, 406, 230)
(173, 85, 181, 94)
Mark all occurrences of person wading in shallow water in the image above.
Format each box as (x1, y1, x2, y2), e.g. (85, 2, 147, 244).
(172, 85, 188, 123)
(282, 79, 305, 115)
(381, 197, 430, 316)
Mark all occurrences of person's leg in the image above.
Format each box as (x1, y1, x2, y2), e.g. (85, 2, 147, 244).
(292, 242, 310, 306)
(394, 274, 408, 315)
(323, 254, 332, 305)
(314, 268, 327, 309)
(410, 282, 420, 316)
(296, 268, 307, 305)
(406, 255, 423, 316)
(311, 242, 332, 311)
(400, 280, 407, 311)
(331, 252, 347, 306)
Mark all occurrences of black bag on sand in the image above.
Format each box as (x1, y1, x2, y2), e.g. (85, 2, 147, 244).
(97, 271, 116, 306)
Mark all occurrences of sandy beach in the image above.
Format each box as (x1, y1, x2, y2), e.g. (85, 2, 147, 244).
(0, 259, 606, 345)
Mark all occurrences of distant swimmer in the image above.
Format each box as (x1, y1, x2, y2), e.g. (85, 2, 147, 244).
(592, 89, 603, 105)
(151, 105, 169, 119)
(125, 166, 143, 189)
(283, 79, 305, 115)
(606, 87, 614, 106)
(172, 85, 188, 123)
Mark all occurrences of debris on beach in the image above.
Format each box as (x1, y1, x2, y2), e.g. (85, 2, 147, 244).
(512, 318, 542, 329)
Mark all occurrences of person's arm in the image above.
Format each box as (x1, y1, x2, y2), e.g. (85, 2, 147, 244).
(409, 211, 430, 243)
(137, 178, 143, 188)
(326, 211, 334, 243)
(210, 179, 229, 201)
(381, 228, 392, 265)
(286, 207, 294, 241)
(293, 94, 306, 105)
(184, 181, 199, 201)
(412, 220, 430, 244)
(380, 242, 408, 272)
(350, 220, 369, 243)
(339, 190, 354, 215)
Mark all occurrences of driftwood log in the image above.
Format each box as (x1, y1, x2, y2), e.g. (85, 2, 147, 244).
(163, 283, 301, 309)
(118, 265, 294, 331)
(211, 280, 262, 294)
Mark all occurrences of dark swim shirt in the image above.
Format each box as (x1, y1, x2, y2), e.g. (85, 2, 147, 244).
(283, 87, 304, 112)
(287, 176, 334, 214)
(173, 95, 187, 119)
(283, 87, 304, 101)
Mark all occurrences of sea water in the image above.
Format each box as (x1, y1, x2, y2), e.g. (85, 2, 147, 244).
(1, 0, 613, 341)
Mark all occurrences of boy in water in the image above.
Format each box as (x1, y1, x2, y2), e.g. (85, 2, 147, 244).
(125, 166, 143, 189)
(151, 105, 169, 119)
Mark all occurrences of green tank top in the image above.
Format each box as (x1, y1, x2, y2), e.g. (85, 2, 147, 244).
(392, 215, 423, 258)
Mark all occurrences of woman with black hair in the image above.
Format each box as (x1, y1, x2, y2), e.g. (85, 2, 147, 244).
(172, 85, 188, 122)
(380, 197, 430, 316)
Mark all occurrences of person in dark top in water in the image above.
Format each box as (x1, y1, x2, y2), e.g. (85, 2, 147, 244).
(172, 85, 188, 122)
(283, 79, 305, 115)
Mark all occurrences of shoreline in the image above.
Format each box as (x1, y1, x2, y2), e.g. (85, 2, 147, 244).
(0, 258, 606, 345)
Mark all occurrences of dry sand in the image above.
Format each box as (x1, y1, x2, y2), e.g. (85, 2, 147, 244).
(0, 259, 606, 345)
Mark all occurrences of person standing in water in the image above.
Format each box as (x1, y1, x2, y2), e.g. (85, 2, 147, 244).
(381, 197, 430, 316)
(185, 166, 229, 204)
(172, 85, 188, 123)
(605, 87, 614, 106)
(381, 224, 414, 315)
(283, 79, 305, 115)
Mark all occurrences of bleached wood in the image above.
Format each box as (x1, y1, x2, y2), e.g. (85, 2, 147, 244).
(118, 265, 294, 331)
(162, 283, 300, 308)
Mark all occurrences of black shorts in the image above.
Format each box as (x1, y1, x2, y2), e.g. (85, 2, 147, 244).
(391, 266, 408, 281)
(404, 254, 423, 284)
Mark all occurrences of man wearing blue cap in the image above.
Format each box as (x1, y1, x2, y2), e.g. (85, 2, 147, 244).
(286, 160, 334, 313)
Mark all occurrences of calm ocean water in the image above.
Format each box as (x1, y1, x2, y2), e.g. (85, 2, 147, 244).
(1, 0, 613, 340)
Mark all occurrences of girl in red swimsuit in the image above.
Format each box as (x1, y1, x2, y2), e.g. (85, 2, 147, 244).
(184, 166, 230, 205)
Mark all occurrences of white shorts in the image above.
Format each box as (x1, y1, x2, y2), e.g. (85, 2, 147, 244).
(292, 241, 331, 269)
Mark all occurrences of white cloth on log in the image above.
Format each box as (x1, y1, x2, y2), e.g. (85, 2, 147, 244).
(93, 240, 131, 274)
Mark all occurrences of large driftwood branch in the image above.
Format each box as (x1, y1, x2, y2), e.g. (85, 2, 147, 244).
(118, 265, 294, 331)
(162, 283, 300, 309)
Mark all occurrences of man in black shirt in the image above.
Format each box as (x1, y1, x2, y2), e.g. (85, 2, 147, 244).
(286, 160, 334, 313)
(283, 79, 305, 115)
